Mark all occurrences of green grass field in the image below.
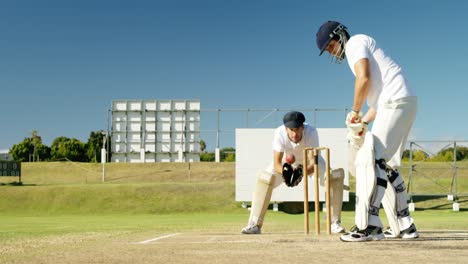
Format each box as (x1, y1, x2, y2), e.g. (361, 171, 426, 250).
(0, 162, 467, 263)
(1, 210, 467, 263)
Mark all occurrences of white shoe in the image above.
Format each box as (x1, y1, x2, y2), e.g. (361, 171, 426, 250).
(331, 221, 346, 234)
(400, 223, 419, 239)
(241, 225, 261, 234)
(384, 224, 419, 239)
(340, 225, 385, 242)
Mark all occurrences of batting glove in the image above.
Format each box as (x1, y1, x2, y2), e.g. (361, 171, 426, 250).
(347, 122, 368, 149)
(345, 110, 362, 127)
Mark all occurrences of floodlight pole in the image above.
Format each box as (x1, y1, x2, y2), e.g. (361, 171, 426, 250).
(102, 132, 107, 183)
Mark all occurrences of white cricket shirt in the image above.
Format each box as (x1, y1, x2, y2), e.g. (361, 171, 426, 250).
(270, 123, 319, 167)
(345, 34, 414, 110)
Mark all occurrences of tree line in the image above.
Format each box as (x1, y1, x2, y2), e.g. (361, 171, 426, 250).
(402, 146, 468, 162)
(8, 134, 233, 162)
(14, 133, 465, 163)
(9, 130, 107, 162)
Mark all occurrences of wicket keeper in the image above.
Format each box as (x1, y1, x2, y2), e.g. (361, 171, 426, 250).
(241, 111, 346, 234)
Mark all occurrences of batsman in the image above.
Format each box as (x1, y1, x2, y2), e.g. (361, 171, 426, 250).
(316, 21, 419, 241)
(241, 111, 346, 234)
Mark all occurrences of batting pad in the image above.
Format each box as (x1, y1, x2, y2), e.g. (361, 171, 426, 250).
(248, 170, 275, 227)
(382, 171, 414, 235)
(355, 132, 385, 230)
(382, 184, 401, 235)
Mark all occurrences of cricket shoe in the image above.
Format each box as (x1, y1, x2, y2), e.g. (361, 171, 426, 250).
(241, 225, 261, 234)
(384, 224, 419, 239)
(383, 227, 398, 238)
(340, 225, 385, 242)
(331, 221, 346, 234)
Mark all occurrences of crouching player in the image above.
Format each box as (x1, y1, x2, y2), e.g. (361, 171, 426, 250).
(241, 111, 346, 234)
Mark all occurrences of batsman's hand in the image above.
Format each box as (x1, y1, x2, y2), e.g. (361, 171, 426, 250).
(347, 127, 367, 149)
(345, 110, 362, 127)
(347, 131, 363, 149)
(346, 110, 367, 149)
(346, 111, 367, 134)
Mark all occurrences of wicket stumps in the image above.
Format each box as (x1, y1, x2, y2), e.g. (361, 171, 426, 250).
(302, 147, 331, 235)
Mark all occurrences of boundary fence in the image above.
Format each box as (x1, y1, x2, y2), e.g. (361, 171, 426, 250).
(406, 140, 468, 203)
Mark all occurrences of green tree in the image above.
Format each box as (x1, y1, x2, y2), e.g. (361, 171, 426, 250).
(221, 147, 235, 162)
(10, 139, 33, 162)
(458, 146, 468, 160)
(200, 152, 215, 161)
(435, 147, 468, 161)
(199, 140, 206, 152)
(51, 136, 69, 161)
(10, 131, 50, 161)
(442, 151, 454, 161)
(401, 149, 411, 161)
(200, 147, 236, 162)
(86, 130, 106, 163)
(51, 137, 87, 162)
(223, 153, 236, 162)
(402, 149, 431, 161)
(413, 150, 429, 161)
(35, 144, 51, 161)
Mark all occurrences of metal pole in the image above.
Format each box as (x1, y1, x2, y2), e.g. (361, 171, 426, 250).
(453, 141, 458, 200)
(216, 109, 220, 148)
(107, 108, 111, 163)
(102, 162, 105, 183)
(102, 133, 107, 183)
(408, 142, 414, 201)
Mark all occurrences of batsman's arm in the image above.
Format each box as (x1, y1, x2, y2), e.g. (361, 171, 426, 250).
(352, 58, 371, 113)
(362, 107, 376, 123)
(273, 151, 284, 174)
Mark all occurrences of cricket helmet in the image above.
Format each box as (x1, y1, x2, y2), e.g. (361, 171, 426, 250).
(316, 21, 350, 60)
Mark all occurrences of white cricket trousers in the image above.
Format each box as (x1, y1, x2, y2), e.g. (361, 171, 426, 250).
(371, 96, 418, 168)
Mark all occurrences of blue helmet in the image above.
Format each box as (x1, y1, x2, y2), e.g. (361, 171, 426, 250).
(316, 21, 349, 62)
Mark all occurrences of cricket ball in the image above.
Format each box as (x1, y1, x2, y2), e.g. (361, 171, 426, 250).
(285, 154, 295, 164)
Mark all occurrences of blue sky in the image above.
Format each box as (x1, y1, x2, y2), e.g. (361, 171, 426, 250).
(1, 0, 468, 151)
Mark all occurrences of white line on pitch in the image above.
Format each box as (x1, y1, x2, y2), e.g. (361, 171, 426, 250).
(134, 233, 180, 244)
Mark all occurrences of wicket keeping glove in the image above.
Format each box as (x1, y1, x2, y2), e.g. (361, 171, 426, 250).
(290, 164, 303, 187)
(282, 163, 294, 187)
(283, 163, 303, 187)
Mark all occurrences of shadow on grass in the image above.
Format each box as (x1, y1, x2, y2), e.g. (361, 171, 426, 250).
(276, 193, 358, 214)
(0, 181, 36, 186)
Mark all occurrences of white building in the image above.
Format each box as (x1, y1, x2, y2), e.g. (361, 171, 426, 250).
(110, 99, 200, 163)
(0, 149, 10, 161)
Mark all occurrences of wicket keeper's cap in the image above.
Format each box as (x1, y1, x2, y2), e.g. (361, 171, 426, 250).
(283, 111, 306, 128)
(316, 21, 342, 55)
